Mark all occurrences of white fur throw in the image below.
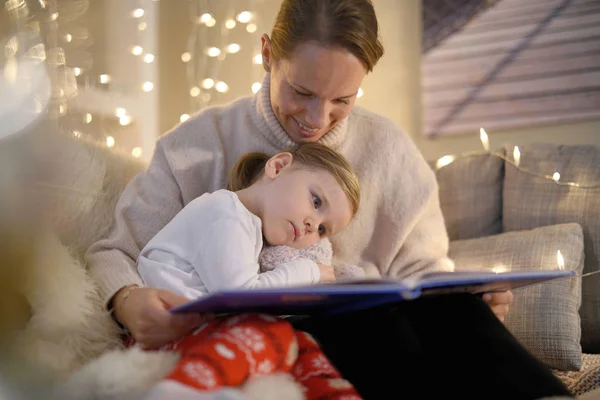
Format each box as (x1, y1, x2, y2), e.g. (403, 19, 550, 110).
(4, 132, 304, 400)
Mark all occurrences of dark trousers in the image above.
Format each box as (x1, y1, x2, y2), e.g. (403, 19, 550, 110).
(290, 293, 572, 400)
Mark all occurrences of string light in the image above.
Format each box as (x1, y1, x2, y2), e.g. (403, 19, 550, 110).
(142, 81, 154, 92)
(226, 43, 240, 54)
(190, 86, 201, 97)
(138, 22, 147, 31)
(180, 114, 190, 123)
(557, 250, 565, 270)
(206, 47, 221, 57)
(436, 155, 455, 169)
(72, 130, 82, 138)
(84, 113, 92, 124)
(73, 67, 81, 76)
(236, 11, 252, 23)
(119, 115, 132, 126)
(199, 13, 212, 24)
(131, 46, 143, 56)
(434, 150, 600, 189)
(492, 264, 509, 273)
(65, 33, 72, 42)
(143, 53, 154, 63)
(115, 108, 127, 118)
(182, 2, 261, 119)
(201, 78, 215, 89)
(106, 136, 115, 147)
(513, 146, 521, 167)
(131, 147, 143, 158)
(553, 172, 561, 183)
(132, 8, 144, 18)
(479, 127, 490, 152)
(99, 74, 111, 84)
(215, 81, 229, 93)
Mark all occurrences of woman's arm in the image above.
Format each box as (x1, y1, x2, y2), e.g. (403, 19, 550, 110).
(84, 139, 209, 348)
(85, 140, 185, 305)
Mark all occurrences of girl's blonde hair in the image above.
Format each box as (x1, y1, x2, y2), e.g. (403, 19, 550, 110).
(227, 143, 360, 215)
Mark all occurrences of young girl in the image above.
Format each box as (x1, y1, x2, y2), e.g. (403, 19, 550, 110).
(133, 142, 363, 399)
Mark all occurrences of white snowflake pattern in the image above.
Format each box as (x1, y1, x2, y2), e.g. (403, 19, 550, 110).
(286, 338, 299, 367)
(229, 326, 266, 352)
(328, 378, 352, 390)
(311, 354, 334, 373)
(182, 361, 217, 389)
(214, 343, 236, 360)
(255, 359, 275, 375)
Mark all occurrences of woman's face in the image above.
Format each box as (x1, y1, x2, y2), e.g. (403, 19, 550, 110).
(261, 36, 367, 143)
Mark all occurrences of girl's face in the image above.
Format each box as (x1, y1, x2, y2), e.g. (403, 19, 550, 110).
(261, 37, 367, 143)
(258, 153, 353, 249)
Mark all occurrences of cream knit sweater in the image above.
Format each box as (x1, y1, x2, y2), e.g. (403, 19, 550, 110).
(85, 73, 454, 304)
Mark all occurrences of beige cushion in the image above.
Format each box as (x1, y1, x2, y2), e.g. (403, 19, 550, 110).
(502, 143, 600, 353)
(430, 153, 504, 241)
(449, 223, 584, 371)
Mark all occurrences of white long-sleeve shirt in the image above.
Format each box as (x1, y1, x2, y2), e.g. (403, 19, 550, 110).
(137, 189, 321, 299)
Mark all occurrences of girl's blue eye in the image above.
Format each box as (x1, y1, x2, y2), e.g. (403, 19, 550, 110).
(312, 194, 322, 209)
(318, 225, 326, 236)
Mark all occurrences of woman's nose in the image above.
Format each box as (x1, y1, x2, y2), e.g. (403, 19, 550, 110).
(306, 99, 328, 128)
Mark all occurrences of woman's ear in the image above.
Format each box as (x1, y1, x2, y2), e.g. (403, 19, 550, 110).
(261, 34, 273, 73)
(264, 152, 293, 179)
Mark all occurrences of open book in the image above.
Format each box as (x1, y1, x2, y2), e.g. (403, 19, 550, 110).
(170, 269, 575, 316)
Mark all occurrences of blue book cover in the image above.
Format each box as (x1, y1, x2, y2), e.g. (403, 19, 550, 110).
(170, 269, 575, 316)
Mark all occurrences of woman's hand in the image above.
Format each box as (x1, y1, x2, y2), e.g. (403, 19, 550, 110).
(482, 290, 513, 323)
(317, 263, 336, 282)
(112, 286, 210, 349)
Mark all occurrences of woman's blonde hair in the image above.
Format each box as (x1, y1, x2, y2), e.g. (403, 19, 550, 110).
(270, 0, 384, 72)
(227, 143, 360, 215)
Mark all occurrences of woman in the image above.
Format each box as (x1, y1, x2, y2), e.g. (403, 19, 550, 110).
(85, 0, 571, 398)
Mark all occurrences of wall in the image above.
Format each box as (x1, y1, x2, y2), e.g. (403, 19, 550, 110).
(363, 0, 600, 161)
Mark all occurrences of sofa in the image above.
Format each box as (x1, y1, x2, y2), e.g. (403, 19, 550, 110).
(2, 129, 600, 399)
(429, 142, 600, 398)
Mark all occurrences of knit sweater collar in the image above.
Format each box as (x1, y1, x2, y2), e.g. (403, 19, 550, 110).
(252, 73, 348, 150)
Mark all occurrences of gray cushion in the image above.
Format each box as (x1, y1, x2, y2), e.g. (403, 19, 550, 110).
(430, 152, 504, 241)
(449, 223, 584, 371)
(502, 143, 600, 353)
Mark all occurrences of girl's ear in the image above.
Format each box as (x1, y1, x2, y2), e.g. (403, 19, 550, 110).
(264, 152, 293, 179)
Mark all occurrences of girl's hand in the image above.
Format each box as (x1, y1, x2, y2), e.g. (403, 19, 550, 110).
(317, 263, 336, 282)
(482, 290, 513, 323)
(112, 286, 210, 349)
